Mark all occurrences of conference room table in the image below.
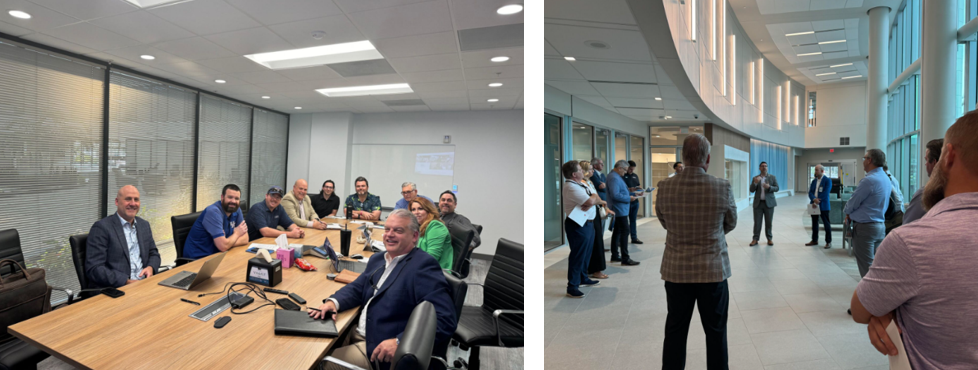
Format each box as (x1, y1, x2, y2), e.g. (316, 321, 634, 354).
(8, 218, 383, 369)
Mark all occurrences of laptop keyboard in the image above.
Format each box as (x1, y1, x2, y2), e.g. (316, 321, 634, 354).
(173, 273, 197, 287)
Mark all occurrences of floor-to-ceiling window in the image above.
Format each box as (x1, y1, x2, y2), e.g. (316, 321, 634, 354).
(630, 135, 646, 217)
(887, 0, 923, 198)
(545, 114, 563, 251)
(595, 128, 610, 168)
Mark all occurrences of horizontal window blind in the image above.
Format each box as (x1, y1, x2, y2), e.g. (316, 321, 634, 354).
(108, 71, 196, 266)
(0, 41, 104, 303)
(250, 109, 289, 208)
(197, 94, 251, 211)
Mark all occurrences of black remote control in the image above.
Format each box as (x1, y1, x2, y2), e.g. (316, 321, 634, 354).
(263, 288, 289, 295)
(276, 298, 300, 311)
(288, 293, 306, 304)
(214, 316, 231, 328)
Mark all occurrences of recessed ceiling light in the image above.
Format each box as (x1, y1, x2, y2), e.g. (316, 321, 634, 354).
(316, 83, 413, 97)
(8, 10, 30, 19)
(842, 75, 862, 79)
(564, 56, 576, 61)
(497, 4, 523, 15)
(797, 52, 822, 56)
(295, 107, 302, 109)
(488, 82, 503, 87)
(487, 99, 499, 102)
(262, 96, 270, 99)
(665, 116, 672, 119)
(785, 31, 815, 37)
(654, 97, 662, 101)
(815, 72, 836, 76)
(830, 63, 853, 68)
(490, 56, 510, 62)
(215, 79, 226, 83)
(818, 40, 846, 45)
(245, 40, 382, 70)
(140, 55, 155, 60)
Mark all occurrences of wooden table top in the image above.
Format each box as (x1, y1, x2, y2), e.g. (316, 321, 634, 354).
(8, 219, 382, 370)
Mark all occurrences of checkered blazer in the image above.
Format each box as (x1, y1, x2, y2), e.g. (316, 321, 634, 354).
(655, 166, 738, 283)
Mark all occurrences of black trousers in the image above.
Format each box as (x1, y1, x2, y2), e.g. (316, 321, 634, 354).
(811, 211, 832, 243)
(587, 215, 607, 274)
(609, 215, 630, 260)
(663, 280, 729, 370)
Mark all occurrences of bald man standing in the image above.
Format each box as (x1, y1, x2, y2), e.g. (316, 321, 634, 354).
(282, 179, 326, 230)
(806, 165, 833, 249)
(85, 185, 161, 289)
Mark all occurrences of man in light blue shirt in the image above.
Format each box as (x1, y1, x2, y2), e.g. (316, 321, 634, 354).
(844, 149, 891, 278)
(607, 160, 639, 266)
(393, 182, 432, 210)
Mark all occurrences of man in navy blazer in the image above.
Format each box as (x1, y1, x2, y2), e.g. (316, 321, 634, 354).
(806, 165, 834, 249)
(85, 185, 161, 289)
(311, 209, 456, 370)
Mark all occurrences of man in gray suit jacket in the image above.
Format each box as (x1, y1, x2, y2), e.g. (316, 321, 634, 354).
(86, 185, 161, 289)
(749, 162, 779, 246)
(656, 134, 737, 369)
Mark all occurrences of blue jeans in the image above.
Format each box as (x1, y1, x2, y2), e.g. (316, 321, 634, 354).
(629, 200, 639, 240)
(565, 218, 594, 289)
(852, 221, 884, 278)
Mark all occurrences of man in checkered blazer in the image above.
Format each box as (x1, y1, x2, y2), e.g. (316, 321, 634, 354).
(655, 133, 738, 369)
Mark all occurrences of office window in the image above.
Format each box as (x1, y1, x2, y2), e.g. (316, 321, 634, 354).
(544, 114, 563, 251)
(807, 91, 817, 127)
(251, 109, 289, 208)
(109, 71, 196, 266)
(571, 123, 593, 161)
(197, 95, 252, 211)
(0, 41, 104, 303)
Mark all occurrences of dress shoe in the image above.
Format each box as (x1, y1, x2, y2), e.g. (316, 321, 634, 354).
(767, 240, 774, 246)
(824, 243, 832, 249)
(581, 279, 600, 287)
(631, 239, 644, 244)
(610, 257, 622, 263)
(567, 288, 585, 298)
(805, 241, 819, 246)
(847, 308, 852, 315)
(749, 240, 758, 247)
(621, 259, 640, 266)
(590, 272, 609, 279)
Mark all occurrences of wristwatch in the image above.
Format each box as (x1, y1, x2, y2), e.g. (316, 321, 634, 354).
(396, 338, 400, 345)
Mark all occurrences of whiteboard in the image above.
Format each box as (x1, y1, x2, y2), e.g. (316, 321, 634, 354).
(350, 144, 456, 208)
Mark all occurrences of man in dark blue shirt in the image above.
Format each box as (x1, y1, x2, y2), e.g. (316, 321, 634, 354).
(183, 184, 249, 259)
(246, 186, 304, 241)
(623, 160, 644, 244)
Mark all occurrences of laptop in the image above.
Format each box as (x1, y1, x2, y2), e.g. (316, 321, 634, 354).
(323, 240, 368, 274)
(274, 309, 338, 337)
(158, 252, 226, 290)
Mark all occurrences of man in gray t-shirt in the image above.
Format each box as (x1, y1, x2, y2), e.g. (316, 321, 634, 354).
(851, 113, 978, 369)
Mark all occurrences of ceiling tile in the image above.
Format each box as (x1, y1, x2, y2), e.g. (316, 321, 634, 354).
(19, 33, 97, 55)
(0, 0, 80, 32)
(154, 37, 237, 60)
(0, 20, 31, 36)
(616, 108, 659, 120)
(468, 95, 516, 105)
(374, 31, 457, 58)
(788, 34, 818, 45)
(810, 0, 847, 11)
(576, 95, 613, 109)
(104, 45, 190, 65)
(544, 80, 601, 96)
(254, 80, 304, 93)
(422, 96, 468, 105)
(149, 0, 262, 36)
(234, 70, 292, 84)
(450, 0, 523, 30)
(28, 0, 137, 21)
(400, 69, 464, 83)
(418, 90, 468, 99)
(819, 42, 848, 53)
(204, 27, 294, 55)
(571, 60, 656, 83)
(153, 60, 219, 81)
(332, 0, 428, 14)
(196, 56, 270, 73)
(545, 40, 560, 56)
(591, 82, 660, 98)
(388, 53, 461, 73)
(225, 0, 343, 25)
(460, 47, 522, 68)
(91, 10, 196, 44)
(44, 23, 140, 51)
(543, 0, 634, 24)
(816, 30, 846, 42)
(467, 88, 520, 98)
(811, 19, 844, 32)
(390, 105, 431, 112)
(464, 77, 522, 90)
(275, 66, 343, 81)
(462, 64, 522, 80)
(794, 45, 821, 54)
(545, 24, 652, 62)
(426, 103, 470, 111)
(348, 1, 453, 40)
(605, 97, 662, 109)
(267, 14, 366, 48)
(774, 0, 809, 13)
(544, 58, 584, 80)
(409, 80, 467, 93)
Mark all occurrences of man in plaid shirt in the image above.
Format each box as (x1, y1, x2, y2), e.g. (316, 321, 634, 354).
(655, 134, 738, 370)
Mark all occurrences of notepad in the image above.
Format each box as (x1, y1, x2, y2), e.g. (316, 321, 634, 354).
(887, 320, 911, 370)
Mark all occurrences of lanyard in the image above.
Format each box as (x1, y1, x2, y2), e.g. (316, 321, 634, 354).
(566, 179, 592, 196)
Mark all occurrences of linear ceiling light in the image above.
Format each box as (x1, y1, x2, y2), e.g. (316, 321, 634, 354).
(245, 40, 382, 70)
(815, 72, 836, 76)
(785, 31, 815, 37)
(842, 75, 863, 79)
(831, 63, 853, 68)
(797, 52, 822, 56)
(316, 83, 413, 97)
(818, 40, 846, 44)
(123, 0, 196, 9)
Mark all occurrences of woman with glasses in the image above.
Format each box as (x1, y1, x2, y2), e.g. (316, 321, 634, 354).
(410, 197, 454, 270)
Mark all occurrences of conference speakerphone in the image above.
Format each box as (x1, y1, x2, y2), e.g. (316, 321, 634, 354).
(190, 292, 245, 322)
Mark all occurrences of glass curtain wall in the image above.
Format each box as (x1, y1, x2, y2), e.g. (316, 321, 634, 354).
(886, 0, 923, 198)
(749, 139, 789, 193)
(595, 128, 610, 167)
(571, 123, 593, 161)
(197, 95, 252, 211)
(630, 136, 646, 217)
(544, 114, 563, 251)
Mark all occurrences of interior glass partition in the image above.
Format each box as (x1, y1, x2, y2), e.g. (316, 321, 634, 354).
(545, 114, 563, 251)
(571, 123, 593, 161)
(630, 136, 646, 217)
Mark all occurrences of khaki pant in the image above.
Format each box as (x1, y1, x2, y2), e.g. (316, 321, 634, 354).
(324, 332, 372, 370)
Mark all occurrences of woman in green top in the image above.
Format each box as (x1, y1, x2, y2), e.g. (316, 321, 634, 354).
(410, 197, 454, 270)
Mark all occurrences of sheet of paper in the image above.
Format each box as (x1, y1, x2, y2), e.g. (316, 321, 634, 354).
(371, 240, 386, 252)
(326, 223, 343, 230)
(248, 243, 278, 251)
(567, 206, 587, 227)
(887, 321, 911, 370)
(350, 220, 367, 224)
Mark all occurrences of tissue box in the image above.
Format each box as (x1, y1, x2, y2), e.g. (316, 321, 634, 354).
(276, 247, 295, 268)
(247, 257, 282, 287)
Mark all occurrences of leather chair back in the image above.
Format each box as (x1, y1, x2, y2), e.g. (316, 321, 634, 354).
(448, 228, 475, 277)
(171, 212, 201, 259)
(473, 224, 482, 235)
(68, 234, 89, 290)
(483, 238, 524, 331)
(0, 229, 25, 277)
(441, 271, 467, 322)
(239, 200, 249, 219)
(392, 301, 437, 370)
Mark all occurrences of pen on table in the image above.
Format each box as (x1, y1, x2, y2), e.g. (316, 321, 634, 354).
(181, 298, 200, 306)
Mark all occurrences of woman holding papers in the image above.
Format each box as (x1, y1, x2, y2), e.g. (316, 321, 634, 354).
(561, 160, 601, 298)
(580, 161, 612, 280)
(410, 197, 454, 270)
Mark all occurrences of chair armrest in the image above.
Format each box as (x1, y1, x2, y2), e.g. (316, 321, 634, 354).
(431, 356, 460, 370)
(50, 286, 75, 307)
(492, 309, 524, 347)
(322, 356, 368, 370)
(175, 257, 197, 267)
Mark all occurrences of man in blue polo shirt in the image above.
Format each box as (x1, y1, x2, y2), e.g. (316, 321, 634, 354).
(345, 176, 382, 221)
(393, 182, 432, 210)
(183, 184, 250, 259)
(844, 149, 891, 278)
(246, 186, 304, 241)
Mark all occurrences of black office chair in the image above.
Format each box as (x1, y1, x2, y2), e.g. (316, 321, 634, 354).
(448, 229, 475, 279)
(452, 238, 523, 370)
(239, 200, 249, 219)
(0, 229, 25, 277)
(68, 233, 102, 303)
(171, 212, 202, 266)
(472, 224, 482, 235)
(0, 229, 57, 370)
(391, 301, 437, 370)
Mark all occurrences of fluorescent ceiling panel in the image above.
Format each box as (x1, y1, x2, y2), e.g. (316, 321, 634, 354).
(245, 41, 383, 70)
(316, 83, 413, 97)
(124, 0, 189, 8)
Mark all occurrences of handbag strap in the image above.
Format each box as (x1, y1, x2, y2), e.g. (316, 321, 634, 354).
(0, 259, 30, 286)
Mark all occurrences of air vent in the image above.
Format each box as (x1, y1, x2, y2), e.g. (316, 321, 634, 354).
(585, 40, 609, 49)
(327, 59, 396, 78)
(458, 24, 523, 51)
(840, 137, 850, 145)
(382, 99, 426, 107)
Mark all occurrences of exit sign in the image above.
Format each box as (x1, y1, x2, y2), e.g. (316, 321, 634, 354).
(829, 149, 834, 153)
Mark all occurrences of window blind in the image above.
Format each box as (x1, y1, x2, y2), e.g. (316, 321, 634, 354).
(250, 109, 289, 208)
(0, 41, 104, 303)
(108, 71, 196, 266)
(197, 94, 251, 211)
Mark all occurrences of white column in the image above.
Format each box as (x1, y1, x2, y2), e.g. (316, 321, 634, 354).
(920, 0, 957, 185)
(866, 6, 889, 151)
